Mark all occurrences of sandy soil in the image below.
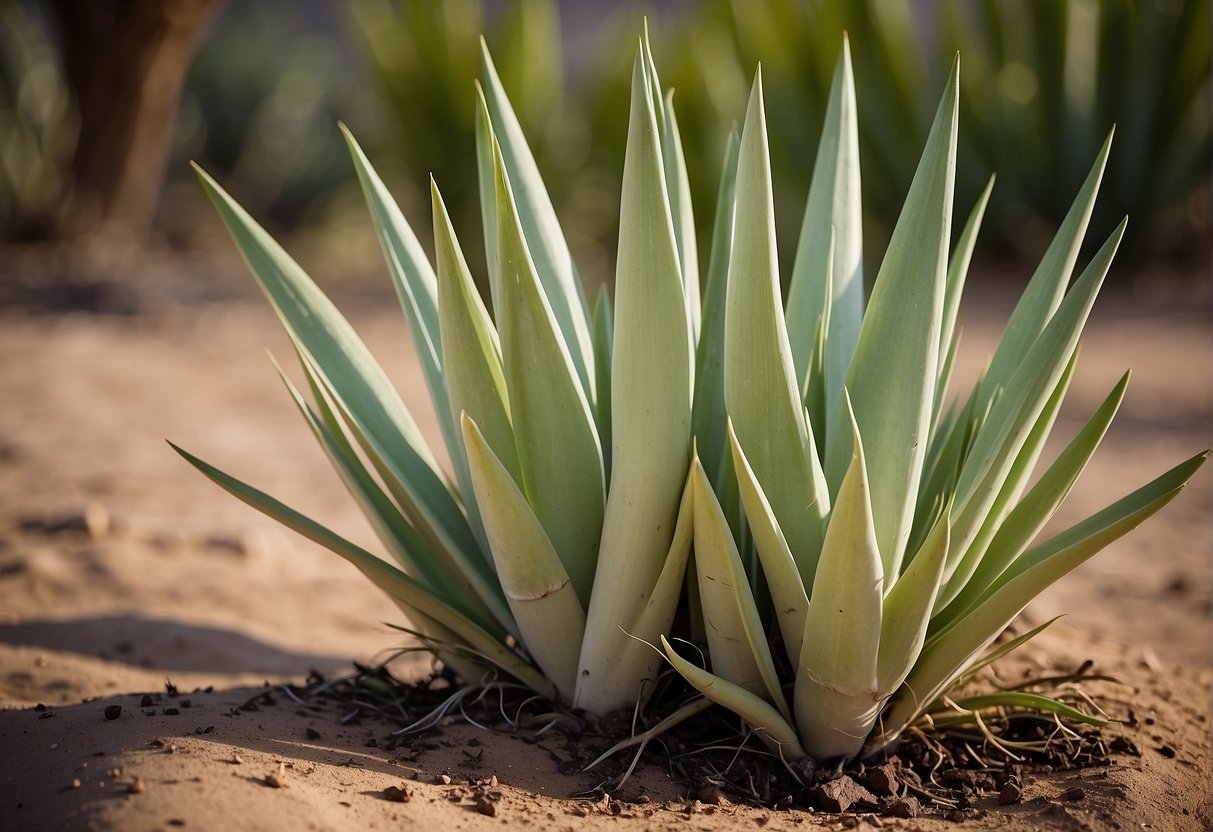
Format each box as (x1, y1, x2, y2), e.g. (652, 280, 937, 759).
(0, 265, 1209, 831)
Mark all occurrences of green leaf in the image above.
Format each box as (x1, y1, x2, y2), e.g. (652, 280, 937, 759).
(725, 69, 828, 587)
(877, 505, 949, 693)
(661, 89, 700, 341)
(938, 691, 1110, 727)
(479, 40, 596, 404)
(461, 414, 586, 702)
(274, 353, 490, 627)
(977, 132, 1113, 407)
(795, 402, 885, 761)
(950, 221, 1126, 564)
(728, 421, 808, 667)
(432, 178, 519, 551)
(823, 59, 959, 580)
(592, 287, 614, 478)
(881, 450, 1207, 747)
(786, 37, 864, 427)
(938, 175, 994, 377)
(169, 442, 552, 697)
(576, 47, 693, 713)
(691, 126, 741, 487)
(937, 373, 1128, 629)
(193, 166, 499, 625)
(661, 636, 806, 759)
(936, 347, 1080, 610)
(340, 126, 458, 471)
(691, 457, 791, 722)
(491, 132, 605, 607)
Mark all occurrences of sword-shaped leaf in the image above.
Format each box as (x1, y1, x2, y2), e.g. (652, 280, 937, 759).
(341, 127, 458, 470)
(977, 131, 1113, 408)
(576, 46, 692, 713)
(787, 37, 863, 431)
(725, 69, 828, 587)
(691, 457, 791, 721)
(461, 413, 585, 702)
(169, 442, 551, 697)
(432, 178, 518, 553)
(934, 372, 1129, 630)
(661, 636, 805, 759)
(691, 126, 740, 488)
(479, 40, 595, 403)
(879, 450, 1207, 748)
(795, 403, 884, 761)
(728, 421, 808, 667)
(491, 133, 604, 608)
(824, 59, 959, 579)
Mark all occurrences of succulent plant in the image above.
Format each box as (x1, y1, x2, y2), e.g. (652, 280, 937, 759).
(174, 30, 1206, 764)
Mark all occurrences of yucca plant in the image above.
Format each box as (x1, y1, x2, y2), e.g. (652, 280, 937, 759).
(174, 29, 1206, 766)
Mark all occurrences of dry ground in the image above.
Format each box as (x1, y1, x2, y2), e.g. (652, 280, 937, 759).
(0, 263, 1209, 830)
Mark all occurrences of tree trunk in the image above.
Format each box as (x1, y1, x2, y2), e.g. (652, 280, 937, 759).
(50, 0, 224, 240)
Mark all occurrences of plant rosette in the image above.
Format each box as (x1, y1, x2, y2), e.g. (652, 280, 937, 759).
(174, 28, 1207, 767)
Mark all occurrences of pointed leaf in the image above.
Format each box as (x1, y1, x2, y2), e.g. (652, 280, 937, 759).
(691, 457, 791, 722)
(461, 414, 585, 702)
(432, 178, 519, 551)
(341, 127, 458, 468)
(824, 60, 959, 578)
(479, 40, 595, 401)
(576, 48, 693, 713)
(169, 442, 551, 697)
(795, 404, 884, 761)
(978, 132, 1113, 407)
(661, 637, 805, 758)
(725, 70, 827, 587)
(691, 126, 741, 486)
(492, 135, 605, 607)
(787, 38, 863, 425)
(881, 450, 1207, 746)
(728, 421, 808, 666)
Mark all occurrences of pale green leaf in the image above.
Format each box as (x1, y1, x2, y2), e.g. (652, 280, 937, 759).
(492, 133, 605, 607)
(576, 47, 692, 713)
(340, 126, 459, 470)
(795, 402, 884, 761)
(691, 126, 741, 487)
(824, 59, 959, 578)
(432, 179, 518, 557)
(977, 131, 1113, 408)
(661, 636, 806, 759)
(728, 421, 808, 666)
(169, 442, 552, 697)
(725, 69, 827, 587)
(479, 40, 596, 403)
(461, 414, 585, 702)
(936, 373, 1128, 629)
(691, 457, 791, 722)
(787, 37, 863, 427)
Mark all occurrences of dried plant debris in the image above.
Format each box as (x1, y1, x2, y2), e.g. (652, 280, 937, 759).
(265, 659, 1136, 820)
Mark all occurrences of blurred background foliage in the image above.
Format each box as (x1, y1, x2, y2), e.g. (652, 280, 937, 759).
(1, 0, 1208, 288)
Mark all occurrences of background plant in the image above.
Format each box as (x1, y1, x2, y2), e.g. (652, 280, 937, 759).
(654, 0, 1210, 270)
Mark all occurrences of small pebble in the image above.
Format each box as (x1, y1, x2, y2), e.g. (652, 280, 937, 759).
(383, 784, 411, 803)
(104, 705, 122, 721)
(474, 795, 497, 817)
(998, 781, 1023, 805)
(265, 762, 286, 789)
(140, 695, 155, 708)
(128, 778, 145, 795)
(305, 728, 321, 740)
